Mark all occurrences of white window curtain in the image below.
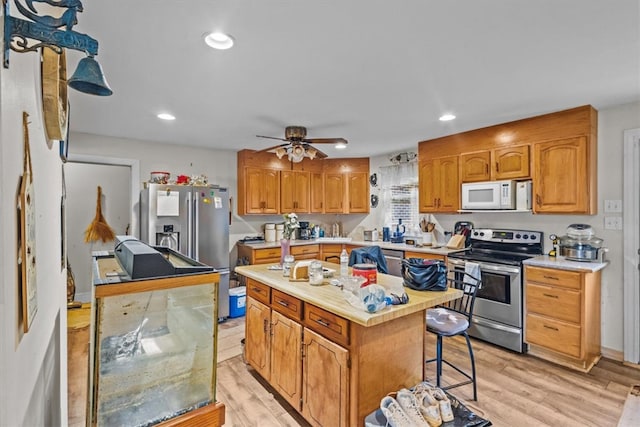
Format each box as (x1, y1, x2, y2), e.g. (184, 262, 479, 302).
(379, 160, 419, 232)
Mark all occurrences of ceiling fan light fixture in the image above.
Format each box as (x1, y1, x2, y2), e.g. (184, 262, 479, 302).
(274, 147, 287, 159)
(306, 147, 317, 160)
(290, 145, 306, 163)
(203, 32, 235, 50)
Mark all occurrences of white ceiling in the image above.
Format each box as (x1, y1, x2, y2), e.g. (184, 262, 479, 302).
(65, 0, 639, 158)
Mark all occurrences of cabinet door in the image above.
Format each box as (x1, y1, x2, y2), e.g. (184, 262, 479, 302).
(270, 311, 303, 411)
(419, 159, 438, 212)
(302, 328, 349, 427)
(262, 168, 280, 214)
(533, 137, 588, 213)
(310, 172, 324, 213)
(245, 167, 280, 214)
(245, 168, 268, 214)
(347, 172, 369, 213)
(438, 156, 459, 211)
(281, 170, 309, 213)
(460, 151, 491, 182)
(494, 145, 530, 180)
(324, 173, 345, 213)
(245, 297, 271, 380)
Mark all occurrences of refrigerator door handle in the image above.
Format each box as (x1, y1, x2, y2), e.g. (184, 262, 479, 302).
(186, 191, 193, 258)
(193, 192, 199, 261)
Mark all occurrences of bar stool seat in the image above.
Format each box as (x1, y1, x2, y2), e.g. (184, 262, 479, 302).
(425, 271, 481, 401)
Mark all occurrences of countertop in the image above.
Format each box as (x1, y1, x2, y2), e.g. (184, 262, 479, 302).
(238, 238, 463, 256)
(234, 263, 462, 327)
(523, 255, 608, 272)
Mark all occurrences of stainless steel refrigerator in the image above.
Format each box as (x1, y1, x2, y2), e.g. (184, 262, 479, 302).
(140, 183, 230, 319)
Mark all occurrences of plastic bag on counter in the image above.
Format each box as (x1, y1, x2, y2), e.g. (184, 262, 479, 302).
(342, 284, 409, 314)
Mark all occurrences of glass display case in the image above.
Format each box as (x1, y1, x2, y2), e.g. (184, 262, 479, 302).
(89, 251, 224, 427)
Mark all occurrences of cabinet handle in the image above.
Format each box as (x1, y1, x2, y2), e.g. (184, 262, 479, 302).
(543, 293, 559, 298)
(433, 198, 437, 207)
(495, 162, 499, 172)
(536, 194, 541, 205)
(543, 325, 559, 331)
(316, 318, 330, 327)
(263, 319, 269, 333)
(252, 287, 262, 293)
(543, 275, 559, 281)
(277, 300, 289, 307)
(486, 164, 489, 174)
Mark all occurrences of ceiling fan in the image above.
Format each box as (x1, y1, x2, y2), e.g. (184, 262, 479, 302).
(256, 126, 347, 162)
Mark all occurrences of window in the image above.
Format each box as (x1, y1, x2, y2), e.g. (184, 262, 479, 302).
(380, 160, 419, 232)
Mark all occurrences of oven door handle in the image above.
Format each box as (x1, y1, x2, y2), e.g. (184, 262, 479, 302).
(448, 258, 521, 274)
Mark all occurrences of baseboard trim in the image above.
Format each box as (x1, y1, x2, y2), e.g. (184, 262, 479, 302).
(602, 346, 625, 362)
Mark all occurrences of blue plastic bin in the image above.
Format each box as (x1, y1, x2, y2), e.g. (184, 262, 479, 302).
(229, 286, 246, 318)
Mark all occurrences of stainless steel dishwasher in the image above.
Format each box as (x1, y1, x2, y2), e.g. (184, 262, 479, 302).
(381, 248, 404, 277)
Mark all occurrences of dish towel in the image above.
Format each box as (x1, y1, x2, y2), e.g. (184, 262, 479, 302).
(463, 262, 481, 292)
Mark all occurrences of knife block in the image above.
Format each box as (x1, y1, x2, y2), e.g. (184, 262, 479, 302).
(446, 234, 466, 249)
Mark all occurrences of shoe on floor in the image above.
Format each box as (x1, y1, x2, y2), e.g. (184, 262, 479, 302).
(418, 403, 442, 427)
(395, 389, 430, 426)
(380, 395, 415, 427)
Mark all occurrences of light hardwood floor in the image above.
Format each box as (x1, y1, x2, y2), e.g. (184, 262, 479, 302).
(71, 315, 640, 426)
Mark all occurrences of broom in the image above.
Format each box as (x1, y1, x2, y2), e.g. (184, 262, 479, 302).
(84, 186, 116, 243)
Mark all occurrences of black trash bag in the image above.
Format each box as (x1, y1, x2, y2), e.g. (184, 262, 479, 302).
(401, 258, 447, 291)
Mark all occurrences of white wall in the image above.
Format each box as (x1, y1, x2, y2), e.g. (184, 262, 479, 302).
(1, 51, 66, 424)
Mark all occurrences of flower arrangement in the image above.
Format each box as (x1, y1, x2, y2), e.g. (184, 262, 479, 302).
(282, 213, 300, 239)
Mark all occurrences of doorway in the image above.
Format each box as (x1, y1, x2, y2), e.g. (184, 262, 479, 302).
(64, 155, 139, 301)
(623, 128, 640, 364)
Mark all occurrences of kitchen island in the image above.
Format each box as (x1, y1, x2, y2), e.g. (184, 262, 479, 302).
(235, 263, 462, 426)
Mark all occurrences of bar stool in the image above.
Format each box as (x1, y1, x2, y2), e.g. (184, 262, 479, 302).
(425, 271, 481, 400)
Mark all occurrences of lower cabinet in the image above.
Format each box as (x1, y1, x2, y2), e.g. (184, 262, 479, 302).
(524, 265, 601, 372)
(302, 328, 349, 427)
(243, 276, 427, 425)
(246, 289, 349, 426)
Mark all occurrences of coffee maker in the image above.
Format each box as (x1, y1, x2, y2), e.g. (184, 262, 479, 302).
(299, 221, 311, 240)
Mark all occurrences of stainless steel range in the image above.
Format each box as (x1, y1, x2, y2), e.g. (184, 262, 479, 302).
(447, 228, 543, 353)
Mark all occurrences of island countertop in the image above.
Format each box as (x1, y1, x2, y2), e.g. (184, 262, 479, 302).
(234, 263, 462, 327)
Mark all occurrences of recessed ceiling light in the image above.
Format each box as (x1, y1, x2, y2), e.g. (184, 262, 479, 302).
(157, 113, 176, 121)
(439, 113, 456, 121)
(335, 142, 347, 149)
(203, 32, 234, 50)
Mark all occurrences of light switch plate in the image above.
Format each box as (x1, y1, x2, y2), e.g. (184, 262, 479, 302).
(604, 216, 623, 230)
(604, 199, 623, 213)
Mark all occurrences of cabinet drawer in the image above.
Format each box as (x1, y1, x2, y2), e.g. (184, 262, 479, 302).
(526, 313, 581, 358)
(404, 251, 445, 262)
(254, 247, 282, 262)
(526, 266, 582, 290)
(291, 244, 320, 257)
(526, 284, 581, 324)
(271, 289, 303, 321)
(246, 278, 270, 305)
(304, 304, 349, 347)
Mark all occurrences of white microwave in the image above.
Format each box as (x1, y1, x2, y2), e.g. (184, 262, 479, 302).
(462, 180, 531, 210)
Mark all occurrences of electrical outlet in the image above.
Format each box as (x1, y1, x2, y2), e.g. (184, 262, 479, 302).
(604, 199, 623, 213)
(604, 216, 623, 230)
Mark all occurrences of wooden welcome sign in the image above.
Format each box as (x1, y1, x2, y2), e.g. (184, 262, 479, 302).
(18, 111, 37, 332)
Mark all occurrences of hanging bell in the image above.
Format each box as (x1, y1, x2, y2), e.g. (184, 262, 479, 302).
(68, 56, 113, 96)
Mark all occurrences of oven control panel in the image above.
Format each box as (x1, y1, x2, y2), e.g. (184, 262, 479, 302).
(471, 228, 542, 244)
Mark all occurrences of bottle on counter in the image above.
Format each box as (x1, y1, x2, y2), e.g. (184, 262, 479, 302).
(340, 249, 349, 277)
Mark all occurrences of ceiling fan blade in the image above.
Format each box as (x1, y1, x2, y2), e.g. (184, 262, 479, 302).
(302, 137, 348, 145)
(254, 142, 290, 154)
(256, 135, 288, 142)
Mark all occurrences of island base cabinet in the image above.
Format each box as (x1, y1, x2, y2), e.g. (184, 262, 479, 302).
(302, 328, 350, 427)
(271, 311, 303, 411)
(245, 297, 271, 380)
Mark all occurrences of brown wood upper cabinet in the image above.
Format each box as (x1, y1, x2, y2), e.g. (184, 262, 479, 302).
(460, 145, 530, 182)
(244, 167, 280, 214)
(281, 170, 310, 213)
(419, 155, 459, 213)
(323, 158, 370, 214)
(418, 105, 598, 214)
